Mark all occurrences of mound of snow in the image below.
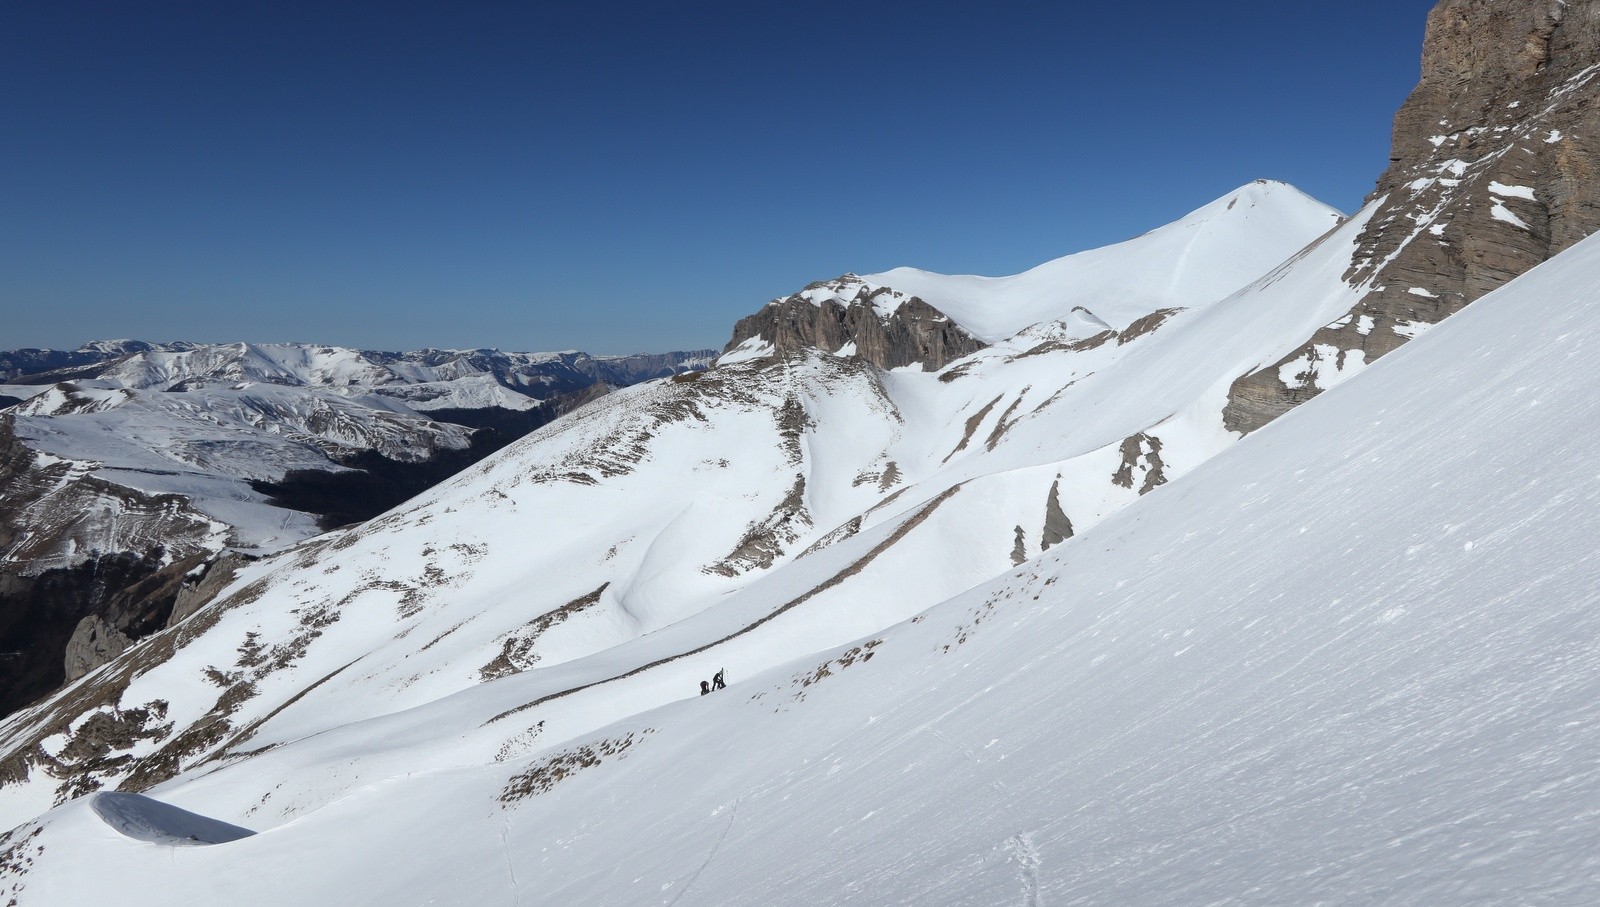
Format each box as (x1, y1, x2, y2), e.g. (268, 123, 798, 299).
(90, 792, 255, 846)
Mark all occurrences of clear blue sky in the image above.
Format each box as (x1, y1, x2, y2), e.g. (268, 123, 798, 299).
(3, 1, 1437, 355)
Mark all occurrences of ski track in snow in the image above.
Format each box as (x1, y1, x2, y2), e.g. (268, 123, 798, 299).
(499, 815, 523, 907)
(666, 797, 739, 907)
(1008, 833, 1042, 907)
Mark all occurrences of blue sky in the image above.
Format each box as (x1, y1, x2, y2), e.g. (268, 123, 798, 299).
(3, 1, 1437, 355)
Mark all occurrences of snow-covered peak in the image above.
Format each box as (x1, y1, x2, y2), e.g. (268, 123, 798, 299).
(75, 340, 198, 357)
(864, 179, 1344, 342)
(88, 342, 397, 390)
(10, 384, 134, 417)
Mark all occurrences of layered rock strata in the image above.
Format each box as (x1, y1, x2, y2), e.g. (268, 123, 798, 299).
(725, 275, 986, 371)
(1226, 0, 1600, 432)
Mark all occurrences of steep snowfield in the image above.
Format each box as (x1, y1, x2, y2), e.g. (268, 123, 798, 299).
(865, 180, 1343, 339)
(6, 194, 1600, 904)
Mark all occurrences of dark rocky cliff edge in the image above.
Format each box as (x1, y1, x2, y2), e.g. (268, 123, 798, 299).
(1226, 0, 1600, 432)
(724, 275, 987, 372)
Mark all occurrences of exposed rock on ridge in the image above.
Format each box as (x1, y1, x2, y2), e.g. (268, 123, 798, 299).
(1225, 0, 1600, 432)
(724, 275, 987, 371)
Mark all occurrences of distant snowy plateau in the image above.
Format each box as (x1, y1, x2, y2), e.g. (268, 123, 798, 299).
(7, 1, 1600, 901)
(0, 343, 715, 561)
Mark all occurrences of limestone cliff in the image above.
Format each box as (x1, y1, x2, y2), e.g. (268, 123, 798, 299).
(724, 275, 987, 372)
(1226, 0, 1600, 432)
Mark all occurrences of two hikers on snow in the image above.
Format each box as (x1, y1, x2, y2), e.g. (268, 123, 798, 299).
(700, 668, 727, 695)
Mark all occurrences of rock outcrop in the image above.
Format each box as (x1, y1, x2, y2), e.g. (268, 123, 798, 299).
(1225, 0, 1600, 432)
(724, 275, 987, 371)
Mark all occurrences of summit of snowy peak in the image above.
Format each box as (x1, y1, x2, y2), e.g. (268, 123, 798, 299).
(864, 181, 1343, 343)
(1174, 179, 1342, 229)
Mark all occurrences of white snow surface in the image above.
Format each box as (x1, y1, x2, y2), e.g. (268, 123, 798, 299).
(10, 184, 1600, 902)
(89, 792, 255, 846)
(865, 180, 1343, 340)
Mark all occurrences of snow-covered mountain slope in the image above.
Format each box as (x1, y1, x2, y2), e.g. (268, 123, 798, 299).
(0, 341, 197, 382)
(0, 175, 1374, 824)
(8, 150, 1600, 906)
(0, 342, 712, 723)
(719, 180, 1342, 372)
(8, 382, 474, 559)
(865, 179, 1343, 340)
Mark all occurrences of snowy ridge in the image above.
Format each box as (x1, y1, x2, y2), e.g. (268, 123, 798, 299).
(50, 342, 710, 399)
(866, 179, 1343, 341)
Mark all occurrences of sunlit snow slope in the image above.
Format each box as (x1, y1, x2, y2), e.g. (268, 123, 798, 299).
(0, 182, 1353, 832)
(865, 179, 1342, 339)
(7, 194, 1600, 905)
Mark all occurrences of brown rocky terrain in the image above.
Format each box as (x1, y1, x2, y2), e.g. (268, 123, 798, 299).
(1226, 0, 1600, 432)
(724, 275, 987, 371)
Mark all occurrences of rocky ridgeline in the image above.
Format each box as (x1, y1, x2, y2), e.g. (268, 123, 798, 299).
(724, 275, 986, 371)
(1226, 0, 1600, 432)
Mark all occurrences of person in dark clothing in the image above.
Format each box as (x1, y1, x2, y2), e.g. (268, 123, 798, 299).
(700, 680, 711, 696)
(711, 668, 726, 691)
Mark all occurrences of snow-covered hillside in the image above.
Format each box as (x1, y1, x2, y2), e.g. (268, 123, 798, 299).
(0, 342, 712, 723)
(866, 179, 1342, 340)
(10, 1, 1600, 899)
(0, 176, 1364, 825)
(720, 180, 1344, 373)
(8, 381, 474, 560)
(5, 163, 1600, 904)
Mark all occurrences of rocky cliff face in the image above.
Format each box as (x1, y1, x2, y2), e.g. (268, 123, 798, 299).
(1225, 0, 1600, 432)
(724, 275, 987, 371)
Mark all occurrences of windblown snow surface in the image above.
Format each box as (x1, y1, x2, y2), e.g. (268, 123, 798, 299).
(5, 184, 1598, 903)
